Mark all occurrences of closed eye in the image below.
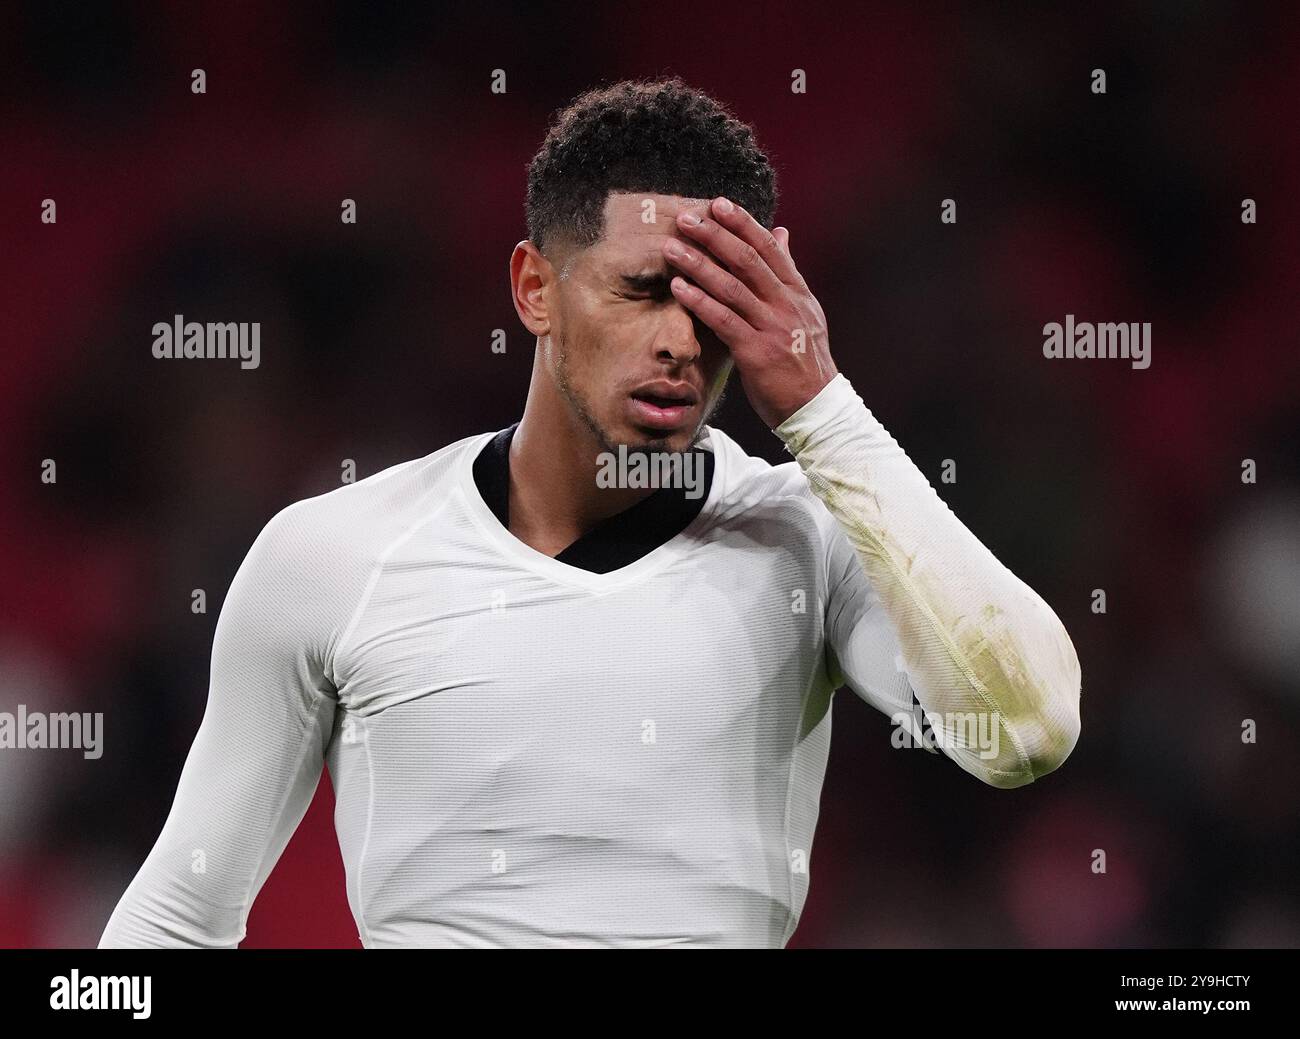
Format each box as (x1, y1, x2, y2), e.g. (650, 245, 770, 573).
(618, 273, 674, 300)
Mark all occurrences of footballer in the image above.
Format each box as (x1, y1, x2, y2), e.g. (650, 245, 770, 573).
(100, 77, 1081, 949)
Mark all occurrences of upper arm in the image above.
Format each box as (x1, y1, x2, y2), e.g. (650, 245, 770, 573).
(822, 513, 913, 721)
(822, 511, 949, 759)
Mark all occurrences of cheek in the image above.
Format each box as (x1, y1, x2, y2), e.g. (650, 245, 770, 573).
(558, 306, 629, 398)
(584, 304, 644, 363)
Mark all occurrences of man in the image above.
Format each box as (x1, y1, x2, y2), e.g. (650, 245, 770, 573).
(100, 77, 1080, 949)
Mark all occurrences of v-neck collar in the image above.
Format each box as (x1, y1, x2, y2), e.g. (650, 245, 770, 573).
(456, 424, 728, 593)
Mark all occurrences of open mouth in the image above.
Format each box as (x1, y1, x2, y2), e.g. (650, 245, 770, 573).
(632, 392, 694, 408)
(628, 387, 698, 429)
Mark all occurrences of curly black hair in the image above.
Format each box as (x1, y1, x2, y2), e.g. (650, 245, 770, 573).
(525, 76, 778, 260)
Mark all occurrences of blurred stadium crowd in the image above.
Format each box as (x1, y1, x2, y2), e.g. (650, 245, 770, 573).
(1, 1, 1296, 946)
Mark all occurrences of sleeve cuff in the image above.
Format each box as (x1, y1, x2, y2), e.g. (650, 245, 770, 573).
(772, 372, 868, 455)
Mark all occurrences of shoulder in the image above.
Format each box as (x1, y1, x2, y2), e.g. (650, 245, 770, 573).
(218, 432, 493, 666)
(703, 425, 844, 577)
(254, 432, 486, 559)
(230, 432, 488, 613)
(705, 424, 835, 527)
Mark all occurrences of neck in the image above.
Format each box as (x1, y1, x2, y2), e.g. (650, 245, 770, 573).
(508, 367, 656, 557)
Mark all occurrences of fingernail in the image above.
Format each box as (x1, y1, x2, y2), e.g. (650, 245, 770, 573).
(715, 197, 734, 215)
(679, 212, 702, 226)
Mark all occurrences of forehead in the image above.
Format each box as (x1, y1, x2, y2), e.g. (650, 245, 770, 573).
(598, 191, 712, 249)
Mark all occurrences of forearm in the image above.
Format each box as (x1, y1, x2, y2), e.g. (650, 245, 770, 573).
(776, 374, 1081, 787)
(98, 693, 331, 949)
(99, 501, 342, 947)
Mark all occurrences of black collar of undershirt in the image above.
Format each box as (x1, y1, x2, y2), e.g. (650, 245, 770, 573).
(471, 421, 715, 574)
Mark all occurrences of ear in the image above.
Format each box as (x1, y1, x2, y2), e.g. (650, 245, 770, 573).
(510, 240, 555, 336)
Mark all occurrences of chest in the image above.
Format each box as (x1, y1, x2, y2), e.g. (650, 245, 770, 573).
(331, 535, 829, 731)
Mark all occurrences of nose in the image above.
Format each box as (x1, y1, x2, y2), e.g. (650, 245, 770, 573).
(655, 300, 706, 367)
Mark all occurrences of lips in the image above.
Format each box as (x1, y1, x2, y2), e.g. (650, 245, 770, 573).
(629, 382, 699, 407)
(628, 381, 700, 430)
(634, 393, 692, 408)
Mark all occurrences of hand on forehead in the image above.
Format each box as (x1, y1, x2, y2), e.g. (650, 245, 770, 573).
(603, 193, 722, 266)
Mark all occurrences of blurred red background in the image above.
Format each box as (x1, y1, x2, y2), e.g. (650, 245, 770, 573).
(1, 0, 1297, 947)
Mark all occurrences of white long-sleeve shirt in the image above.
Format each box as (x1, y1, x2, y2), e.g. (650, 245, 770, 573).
(99, 373, 1080, 949)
